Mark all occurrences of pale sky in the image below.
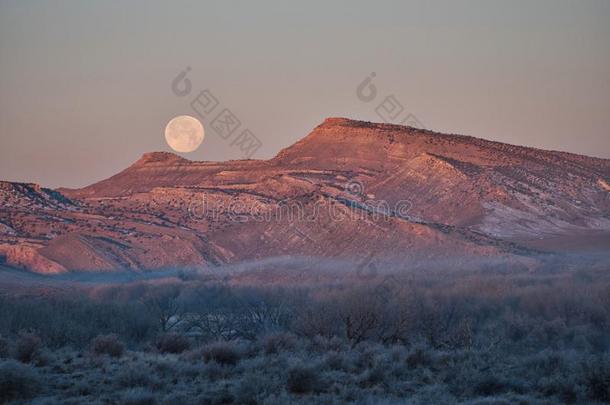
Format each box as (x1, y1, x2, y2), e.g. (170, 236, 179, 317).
(1, 0, 609, 188)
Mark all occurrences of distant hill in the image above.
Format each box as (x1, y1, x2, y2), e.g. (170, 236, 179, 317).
(2, 118, 609, 273)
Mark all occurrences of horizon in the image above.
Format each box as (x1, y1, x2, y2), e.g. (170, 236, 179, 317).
(6, 115, 610, 191)
(2, 0, 610, 188)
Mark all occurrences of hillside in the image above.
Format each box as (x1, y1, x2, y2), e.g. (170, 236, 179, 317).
(2, 118, 609, 273)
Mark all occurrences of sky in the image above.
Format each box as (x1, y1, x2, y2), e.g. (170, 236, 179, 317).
(1, 0, 609, 188)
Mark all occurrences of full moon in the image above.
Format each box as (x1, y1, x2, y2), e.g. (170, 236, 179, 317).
(164, 115, 205, 153)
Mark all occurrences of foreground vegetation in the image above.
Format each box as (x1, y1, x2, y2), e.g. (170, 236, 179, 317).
(0, 267, 609, 404)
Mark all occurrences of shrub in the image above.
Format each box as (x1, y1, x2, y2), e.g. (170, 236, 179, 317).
(91, 334, 124, 358)
(14, 331, 41, 363)
(0, 360, 40, 402)
(202, 341, 241, 366)
(473, 374, 511, 396)
(324, 351, 348, 371)
(358, 363, 386, 387)
(538, 375, 578, 404)
(233, 374, 267, 404)
(583, 356, 610, 402)
(122, 387, 156, 405)
(309, 335, 344, 352)
(0, 336, 9, 358)
(286, 363, 321, 394)
(355, 342, 380, 369)
(115, 366, 157, 389)
(162, 392, 189, 404)
(198, 387, 234, 404)
(406, 347, 433, 369)
(260, 332, 297, 354)
(155, 333, 190, 354)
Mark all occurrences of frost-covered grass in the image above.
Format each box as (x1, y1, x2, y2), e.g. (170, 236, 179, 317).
(0, 337, 608, 404)
(0, 267, 608, 403)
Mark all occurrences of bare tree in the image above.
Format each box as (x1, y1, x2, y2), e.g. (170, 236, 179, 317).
(140, 285, 183, 332)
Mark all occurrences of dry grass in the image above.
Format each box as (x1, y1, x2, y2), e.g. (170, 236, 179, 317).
(0, 268, 607, 403)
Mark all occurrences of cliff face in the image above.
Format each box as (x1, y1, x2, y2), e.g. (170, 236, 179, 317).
(2, 118, 609, 273)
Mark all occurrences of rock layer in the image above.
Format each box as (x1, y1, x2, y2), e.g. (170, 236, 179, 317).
(2, 118, 609, 273)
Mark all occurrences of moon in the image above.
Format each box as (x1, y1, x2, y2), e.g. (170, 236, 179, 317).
(164, 115, 204, 153)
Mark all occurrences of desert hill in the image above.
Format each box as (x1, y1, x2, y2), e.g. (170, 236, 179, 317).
(1, 118, 609, 273)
